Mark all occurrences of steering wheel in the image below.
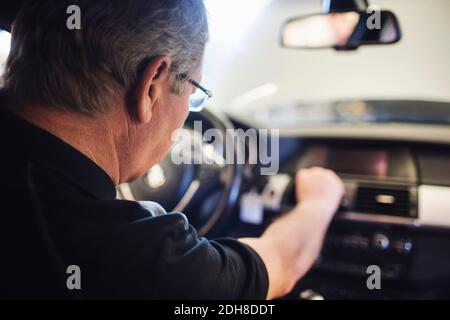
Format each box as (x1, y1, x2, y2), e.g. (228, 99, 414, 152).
(118, 109, 243, 236)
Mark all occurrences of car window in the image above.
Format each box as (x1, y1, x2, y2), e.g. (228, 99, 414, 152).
(0, 30, 11, 86)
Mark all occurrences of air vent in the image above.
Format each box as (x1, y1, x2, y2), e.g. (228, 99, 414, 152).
(354, 186, 413, 217)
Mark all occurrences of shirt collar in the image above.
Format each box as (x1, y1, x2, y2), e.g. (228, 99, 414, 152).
(0, 98, 117, 200)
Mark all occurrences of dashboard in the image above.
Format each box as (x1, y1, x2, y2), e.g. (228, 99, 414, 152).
(230, 134, 450, 299)
(118, 109, 450, 299)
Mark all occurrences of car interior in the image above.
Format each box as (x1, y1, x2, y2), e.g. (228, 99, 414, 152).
(1, 0, 450, 300)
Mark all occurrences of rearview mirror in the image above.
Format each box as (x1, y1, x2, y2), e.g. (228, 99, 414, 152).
(281, 9, 401, 50)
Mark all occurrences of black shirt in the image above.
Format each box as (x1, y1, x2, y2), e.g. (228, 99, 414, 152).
(0, 94, 269, 300)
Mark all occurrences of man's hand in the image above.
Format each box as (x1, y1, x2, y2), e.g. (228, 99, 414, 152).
(296, 167, 345, 222)
(240, 167, 344, 299)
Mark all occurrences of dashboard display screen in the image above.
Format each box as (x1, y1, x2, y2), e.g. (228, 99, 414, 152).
(300, 145, 416, 181)
(327, 149, 388, 178)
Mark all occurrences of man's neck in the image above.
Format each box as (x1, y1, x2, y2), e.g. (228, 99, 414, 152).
(11, 103, 123, 185)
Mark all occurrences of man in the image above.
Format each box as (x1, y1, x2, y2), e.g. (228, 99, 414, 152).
(0, 0, 343, 299)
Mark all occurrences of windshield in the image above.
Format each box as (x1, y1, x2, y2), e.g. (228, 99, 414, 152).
(203, 0, 450, 124)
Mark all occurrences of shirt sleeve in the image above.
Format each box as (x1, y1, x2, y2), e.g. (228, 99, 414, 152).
(146, 212, 269, 299)
(83, 209, 269, 300)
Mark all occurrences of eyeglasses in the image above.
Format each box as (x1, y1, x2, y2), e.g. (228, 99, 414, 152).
(179, 75, 213, 112)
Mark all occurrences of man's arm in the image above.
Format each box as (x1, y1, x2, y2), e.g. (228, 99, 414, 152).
(240, 167, 344, 299)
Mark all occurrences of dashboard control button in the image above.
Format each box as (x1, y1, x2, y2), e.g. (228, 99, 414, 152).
(393, 239, 413, 254)
(372, 233, 390, 250)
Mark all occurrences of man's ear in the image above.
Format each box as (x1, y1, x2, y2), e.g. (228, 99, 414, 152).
(134, 56, 172, 124)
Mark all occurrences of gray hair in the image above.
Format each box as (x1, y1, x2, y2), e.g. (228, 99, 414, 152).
(3, 0, 208, 116)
